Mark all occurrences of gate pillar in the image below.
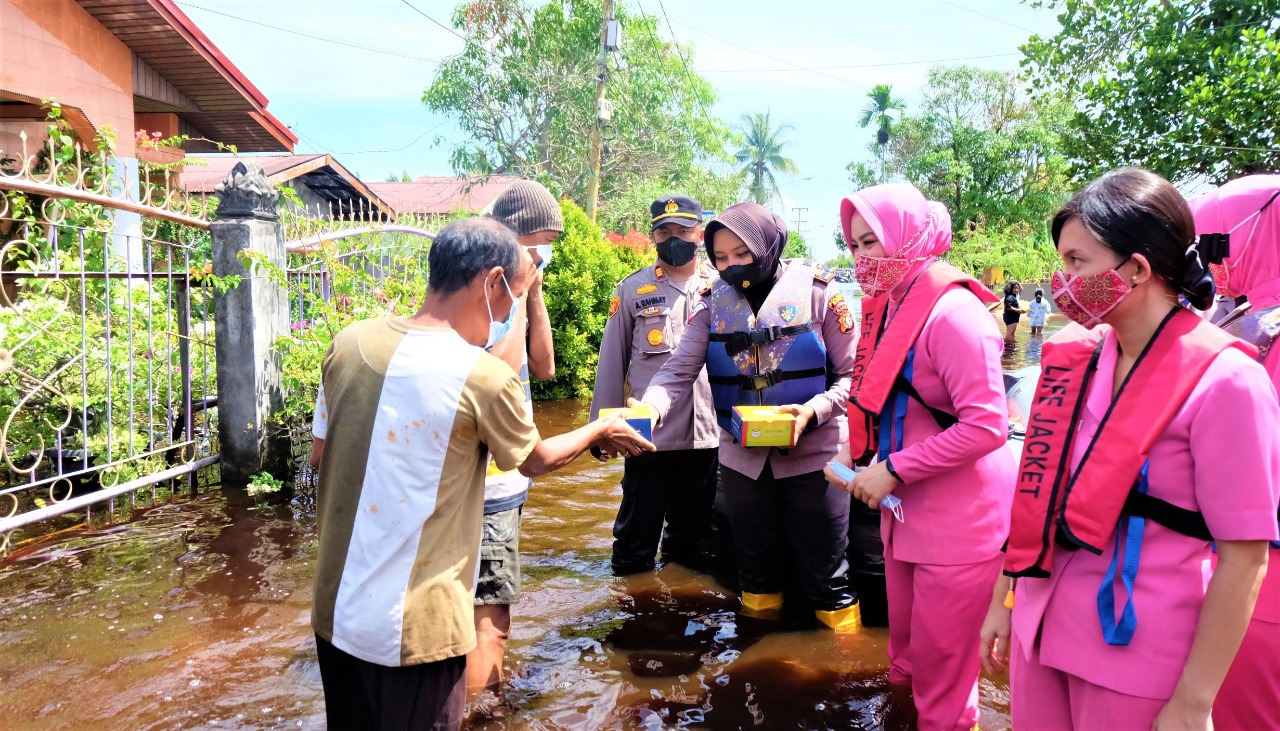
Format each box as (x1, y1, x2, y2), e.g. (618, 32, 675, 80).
(210, 162, 290, 484)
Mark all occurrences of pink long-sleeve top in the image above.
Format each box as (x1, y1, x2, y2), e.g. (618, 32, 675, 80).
(880, 288, 1017, 565)
(1013, 338, 1280, 699)
(1246, 281, 1280, 625)
(641, 263, 855, 480)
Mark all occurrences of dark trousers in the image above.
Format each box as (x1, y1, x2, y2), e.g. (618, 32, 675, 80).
(848, 497, 889, 626)
(315, 634, 466, 731)
(720, 461, 855, 612)
(612, 448, 719, 574)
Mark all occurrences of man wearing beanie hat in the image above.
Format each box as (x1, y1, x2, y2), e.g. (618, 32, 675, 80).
(590, 194, 720, 575)
(470, 179, 563, 701)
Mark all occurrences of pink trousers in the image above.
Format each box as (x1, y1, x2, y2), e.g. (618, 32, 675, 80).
(1010, 634, 1166, 730)
(1213, 615, 1280, 731)
(885, 553, 1002, 731)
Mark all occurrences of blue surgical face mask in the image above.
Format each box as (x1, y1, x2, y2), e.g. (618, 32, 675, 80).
(531, 244, 553, 271)
(484, 272, 518, 350)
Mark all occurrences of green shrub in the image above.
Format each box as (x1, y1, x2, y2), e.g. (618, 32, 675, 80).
(535, 199, 649, 400)
(945, 221, 1060, 285)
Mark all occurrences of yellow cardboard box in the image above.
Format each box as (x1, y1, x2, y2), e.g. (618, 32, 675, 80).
(598, 404, 657, 441)
(732, 405, 797, 447)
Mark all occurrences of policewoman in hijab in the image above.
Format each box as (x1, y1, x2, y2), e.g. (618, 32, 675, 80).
(988, 168, 1278, 730)
(830, 182, 1014, 731)
(1188, 174, 1280, 731)
(633, 202, 862, 632)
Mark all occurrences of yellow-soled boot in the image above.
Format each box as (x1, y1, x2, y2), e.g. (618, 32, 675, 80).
(740, 591, 784, 620)
(815, 602, 862, 634)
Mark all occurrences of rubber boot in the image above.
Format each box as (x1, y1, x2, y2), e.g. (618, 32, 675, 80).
(815, 602, 862, 634)
(740, 591, 784, 620)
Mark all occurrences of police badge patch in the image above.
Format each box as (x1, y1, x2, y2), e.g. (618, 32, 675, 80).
(608, 295, 620, 319)
(777, 303, 798, 325)
(828, 292, 854, 333)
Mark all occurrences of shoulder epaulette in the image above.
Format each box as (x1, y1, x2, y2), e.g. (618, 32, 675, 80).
(619, 267, 648, 287)
(814, 268, 835, 284)
(698, 282, 713, 297)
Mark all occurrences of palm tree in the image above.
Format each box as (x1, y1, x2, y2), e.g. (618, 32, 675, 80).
(734, 112, 801, 207)
(859, 83, 905, 182)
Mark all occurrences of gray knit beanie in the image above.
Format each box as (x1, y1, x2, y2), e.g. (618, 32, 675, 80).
(488, 180, 564, 236)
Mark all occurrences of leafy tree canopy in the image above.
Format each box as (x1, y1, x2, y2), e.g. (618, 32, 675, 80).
(735, 111, 800, 207)
(849, 65, 1074, 231)
(424, 0, 730, 207)
(1023, 0, 1280, 183)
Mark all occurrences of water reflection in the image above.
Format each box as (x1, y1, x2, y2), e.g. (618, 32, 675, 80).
(0, 324, 1056, 730)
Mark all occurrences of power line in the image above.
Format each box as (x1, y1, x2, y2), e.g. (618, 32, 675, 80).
(703, 52, 1022, 73)
(649, 0, 718, 126)
(177, 2, 441, 63)
(288, 125, 334, 155)
(290, 121, 455, 157)
(399, 0, 468, 42)
(933, 0, 1037, 34)
(671, 19, 871, 90)
(336, 121, 452, 155)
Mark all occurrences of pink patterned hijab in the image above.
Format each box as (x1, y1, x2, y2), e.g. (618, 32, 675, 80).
(1189, 175, 1280, 307)
(840, 183, 952, 298)
(840, 182, 953, 259)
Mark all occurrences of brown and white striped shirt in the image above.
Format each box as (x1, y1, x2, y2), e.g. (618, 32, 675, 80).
(311, 318, 538, 666)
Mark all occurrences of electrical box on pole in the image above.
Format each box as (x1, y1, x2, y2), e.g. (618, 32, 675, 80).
(596, 98, 613, 123)
(605, 19, 621, 51)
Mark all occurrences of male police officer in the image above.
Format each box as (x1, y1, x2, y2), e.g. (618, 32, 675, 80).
(590, 195, 720, 574)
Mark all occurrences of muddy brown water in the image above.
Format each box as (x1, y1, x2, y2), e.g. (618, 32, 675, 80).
(0, 318, 1060, 730)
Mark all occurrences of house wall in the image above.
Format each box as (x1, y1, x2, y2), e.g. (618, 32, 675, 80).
(0, 0, 136, 157)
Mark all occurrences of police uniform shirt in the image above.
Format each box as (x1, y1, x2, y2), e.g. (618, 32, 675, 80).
(590, 262, 719, 451)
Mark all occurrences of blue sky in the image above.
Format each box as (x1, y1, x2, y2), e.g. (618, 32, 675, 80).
(176, 0, 1059, 251)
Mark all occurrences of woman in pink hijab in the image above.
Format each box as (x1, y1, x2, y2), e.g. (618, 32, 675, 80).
(826, 183, 1015, 731)
(1189, 174, 1280, 731)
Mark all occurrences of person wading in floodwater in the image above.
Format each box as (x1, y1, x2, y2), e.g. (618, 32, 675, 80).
(831, 182, 1015, 731)
(590, 194, 720, 575)
(307, 218, 654, 731)
(632, 202, 863, 633)
(1188, 174, 1280, 731)
(987, 168, 1277, 731)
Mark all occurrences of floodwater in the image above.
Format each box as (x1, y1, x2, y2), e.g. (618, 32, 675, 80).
(0, 317, 1059, 731)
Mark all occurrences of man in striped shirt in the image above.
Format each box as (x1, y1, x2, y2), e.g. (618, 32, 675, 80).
(308, 218, 653, 730)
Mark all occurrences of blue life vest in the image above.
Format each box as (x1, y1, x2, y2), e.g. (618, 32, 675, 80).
(705, 263, 829, 436)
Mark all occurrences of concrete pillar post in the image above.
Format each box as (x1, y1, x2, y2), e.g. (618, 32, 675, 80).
(210, 161, 290, 484)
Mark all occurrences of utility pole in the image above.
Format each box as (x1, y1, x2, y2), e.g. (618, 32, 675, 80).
(586, 0, 616, 223)
(792, 207, 808, 240)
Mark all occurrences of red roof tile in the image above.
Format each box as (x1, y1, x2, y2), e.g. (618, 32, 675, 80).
(367, 176, 520, 217)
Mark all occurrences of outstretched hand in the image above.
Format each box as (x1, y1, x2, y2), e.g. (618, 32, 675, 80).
(594, 411, 656, 460)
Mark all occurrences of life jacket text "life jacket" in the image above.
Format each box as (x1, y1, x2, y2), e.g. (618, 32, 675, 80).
(1004, 308, 1256, 578)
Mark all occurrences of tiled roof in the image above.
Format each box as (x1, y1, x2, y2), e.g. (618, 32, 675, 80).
(367, 175, 520, 216)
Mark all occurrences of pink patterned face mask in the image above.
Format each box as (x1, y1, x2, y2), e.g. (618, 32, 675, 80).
(1209, 262, 1237, 299)
(1051, 268, 1133, 329)
(855, 254, 925, 297)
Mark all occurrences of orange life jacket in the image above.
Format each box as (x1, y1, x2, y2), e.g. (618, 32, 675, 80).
(847, 261, 998, 465)
(1004, 308, 1256, 578)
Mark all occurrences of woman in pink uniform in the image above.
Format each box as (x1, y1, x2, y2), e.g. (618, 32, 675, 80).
(986, 168, 1277, 731)
(1188, 174, 1280, 731)
(826, 182, 1016, 731)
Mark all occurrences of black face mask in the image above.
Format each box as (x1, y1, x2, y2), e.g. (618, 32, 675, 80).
(655, 237, 698, 267)
(720, 261, 768, 295)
